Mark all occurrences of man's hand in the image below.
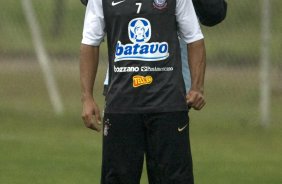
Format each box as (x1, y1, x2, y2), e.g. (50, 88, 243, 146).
(186, 90, 206, 110)
(81, 97, 102, 132)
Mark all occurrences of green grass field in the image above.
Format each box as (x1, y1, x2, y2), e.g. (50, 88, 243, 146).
(1, 0, 282, 183)
(0, 60, 281, 184)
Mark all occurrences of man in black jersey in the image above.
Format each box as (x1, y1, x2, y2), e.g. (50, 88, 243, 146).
(80, 0, 227, 95)
(80, 0, 208, 183)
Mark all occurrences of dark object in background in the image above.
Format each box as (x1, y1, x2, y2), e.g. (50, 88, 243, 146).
(79, 0, 227, 27)
(80, 0, 88, 6)
(192, 0, 227, 26)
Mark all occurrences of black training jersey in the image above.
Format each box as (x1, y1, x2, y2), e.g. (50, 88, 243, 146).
(102, 0, 187, 113)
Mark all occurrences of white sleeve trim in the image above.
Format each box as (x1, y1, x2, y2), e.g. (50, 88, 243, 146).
(104, 67, 109, 85)
(81, 0, 105, 46)
(176, 0, 204, 44)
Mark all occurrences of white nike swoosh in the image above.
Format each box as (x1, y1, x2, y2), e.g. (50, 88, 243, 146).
(112, 0, 125, 6)
(178, 124, 188, 132)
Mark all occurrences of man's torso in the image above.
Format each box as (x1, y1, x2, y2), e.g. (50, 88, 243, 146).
(103, 0, 187, 113)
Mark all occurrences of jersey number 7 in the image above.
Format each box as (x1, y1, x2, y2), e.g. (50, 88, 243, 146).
(136, 3, 142, 14)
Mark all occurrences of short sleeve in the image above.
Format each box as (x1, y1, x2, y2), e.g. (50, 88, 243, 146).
(176, 0, 204, 44)
(81, 0, 105, 46)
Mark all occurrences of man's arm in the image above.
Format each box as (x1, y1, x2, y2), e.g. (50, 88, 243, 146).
(80, 0, 105, 131)
(186, 39, 206, 110)
(80, 44, 101, 131)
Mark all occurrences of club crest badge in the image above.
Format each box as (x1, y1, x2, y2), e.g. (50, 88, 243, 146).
(103, 118, 111, 136)
(153, 0, 167, 10)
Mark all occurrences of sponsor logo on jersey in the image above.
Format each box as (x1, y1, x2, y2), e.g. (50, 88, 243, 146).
(114, 65, 140, 72)
(153, 0, 167, 10)
(115, 18, 169, 62)
(133, 75, 153, 87)
(140, 66, 173, 72)
(113, 65, 173, 73)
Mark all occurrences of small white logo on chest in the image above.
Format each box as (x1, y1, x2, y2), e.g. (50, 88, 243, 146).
(112, 0, 125, 6)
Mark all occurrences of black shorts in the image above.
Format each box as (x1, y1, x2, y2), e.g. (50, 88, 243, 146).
(101, 111, 193, 184)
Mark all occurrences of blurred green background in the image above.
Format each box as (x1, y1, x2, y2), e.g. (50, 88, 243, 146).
(0, 0, 282, 184)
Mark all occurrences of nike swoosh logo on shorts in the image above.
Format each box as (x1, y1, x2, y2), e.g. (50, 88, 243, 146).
(178, 124, 188, 132)
(112, 0, 125, 6)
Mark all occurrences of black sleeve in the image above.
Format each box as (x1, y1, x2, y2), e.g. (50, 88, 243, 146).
(80, 0, 88, 6)
(192, 0, 227, 27)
